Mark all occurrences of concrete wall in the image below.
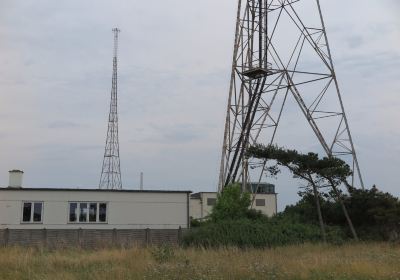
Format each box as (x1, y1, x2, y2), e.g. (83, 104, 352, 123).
(189, 198, 201, 220)
(250, 193, 278, 217)
(190, 192, 277, 220)
(199, 193, 216, 219)
(0, 189, 189, 229)
(0, 228, 186, 248)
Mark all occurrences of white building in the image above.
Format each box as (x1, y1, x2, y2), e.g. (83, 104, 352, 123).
(190, 183, 278, 220)
(0, 171, 190, 230)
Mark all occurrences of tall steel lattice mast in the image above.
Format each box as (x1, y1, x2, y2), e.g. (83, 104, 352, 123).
(99, 28, 122, 190)
(219, 0, 364, 192)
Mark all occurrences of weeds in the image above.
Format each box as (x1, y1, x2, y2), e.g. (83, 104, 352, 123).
(150, 245, 175, 263)
(0, 243, 399, 279)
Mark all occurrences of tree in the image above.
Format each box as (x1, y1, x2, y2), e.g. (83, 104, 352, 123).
(247, 144, 358, 241)
(314, 156, 358, 240)
(209, 183, 252, 222)
(345, 186, 400, 238)
(282, 185, 400, 240)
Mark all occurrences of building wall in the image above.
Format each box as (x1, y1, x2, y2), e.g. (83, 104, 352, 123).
(190, 192, 277, 220)
(189, 198, 201, 220)
(199, 193, 217, 219)
(0, 190, 189, 229)
(250, 193, 277, 217)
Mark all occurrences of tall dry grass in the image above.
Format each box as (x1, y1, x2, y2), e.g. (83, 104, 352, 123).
(0, 243, 399, 279)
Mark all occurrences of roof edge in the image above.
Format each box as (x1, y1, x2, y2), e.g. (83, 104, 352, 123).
(0, 187, 191, 194)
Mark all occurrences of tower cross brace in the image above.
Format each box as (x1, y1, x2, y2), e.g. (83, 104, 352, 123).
(218, 0, 364, 192)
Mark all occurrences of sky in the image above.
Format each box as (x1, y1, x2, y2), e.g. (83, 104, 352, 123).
(0, 0, 399, 211)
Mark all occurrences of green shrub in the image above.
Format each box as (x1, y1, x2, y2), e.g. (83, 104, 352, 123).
(183, 218, 341, 248)
(210, 183, 252, 222)
(185, 183, 346, 248)
(282, 186, 400, 241)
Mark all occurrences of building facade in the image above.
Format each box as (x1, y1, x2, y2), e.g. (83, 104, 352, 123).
(190, 183, 278, 220)
(0, 188, 190, 230)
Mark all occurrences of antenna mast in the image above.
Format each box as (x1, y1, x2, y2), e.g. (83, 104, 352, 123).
(99, 28, 122, 190)
(219, 0, 364, 192)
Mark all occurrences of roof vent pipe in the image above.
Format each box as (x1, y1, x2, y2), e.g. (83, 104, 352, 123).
(140, 172, 143, 190)
(8, 170, 24, 188)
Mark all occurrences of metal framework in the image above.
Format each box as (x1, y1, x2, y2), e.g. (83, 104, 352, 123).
(99, 28, 122, 190)
(218, 0, 364, 192)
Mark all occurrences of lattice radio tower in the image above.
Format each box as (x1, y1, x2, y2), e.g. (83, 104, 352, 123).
(99, 28, 122, 190)
(219, 0, 364, 192)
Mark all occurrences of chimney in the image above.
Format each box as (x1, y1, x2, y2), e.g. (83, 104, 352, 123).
(8, 170, 24, 188)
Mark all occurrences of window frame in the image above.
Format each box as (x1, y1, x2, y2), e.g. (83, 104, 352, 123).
(21, 201, 44, 224)
(68, 202, 108, 224)
(206, 198, 217, 206)
(255, 199, 266, 207)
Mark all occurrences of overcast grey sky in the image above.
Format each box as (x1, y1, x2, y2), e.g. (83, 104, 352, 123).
(0, 0, 399, 210)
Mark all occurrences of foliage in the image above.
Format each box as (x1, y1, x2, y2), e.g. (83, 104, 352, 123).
(247, 144, 359, 240)
(247, 144, 400, 241)
(185, 182, 345, 247)
(189, 217, 204, 228)
(347, 186, 400, 228)
(282, 186, 400, 240)
(183, 218, 327, 248)
(247, 144, 352, 189)
(209, 183, 252, 222)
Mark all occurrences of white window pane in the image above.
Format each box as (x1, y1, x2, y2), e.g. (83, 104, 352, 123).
(79, 203, 88, 222)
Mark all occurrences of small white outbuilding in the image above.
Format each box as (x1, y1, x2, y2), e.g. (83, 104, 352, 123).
(0, 187, 190, 230)
(190, 183, 278, 220)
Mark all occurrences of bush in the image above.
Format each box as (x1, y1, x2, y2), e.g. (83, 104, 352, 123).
(209, 183, 252, 222)
(183, 218, 343, 248)
(184, 183, 346, 248)
(282, 186, 400, 241)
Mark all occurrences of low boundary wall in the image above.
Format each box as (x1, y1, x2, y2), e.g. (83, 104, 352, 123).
(0, 228, 186, 248)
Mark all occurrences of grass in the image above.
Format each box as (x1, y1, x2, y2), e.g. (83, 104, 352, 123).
(0, 243, 399, 279)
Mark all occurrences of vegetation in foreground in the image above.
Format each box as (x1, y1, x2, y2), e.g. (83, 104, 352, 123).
(0, 243, 399, 280)
(185, 146, 400, 248)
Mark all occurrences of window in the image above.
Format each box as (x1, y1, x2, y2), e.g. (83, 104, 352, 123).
(22, 202, 43, 223)
(207, 198, 216, 206)
(69, 202, 107, 223)
(89, 203, 97, 222)
(23, 203, 31, 222)
(255, 199, 266, 207)
(79, 203, 88, 222)
(99, 203, 107, 222)
(69, 203, 78, 222)
(33, 203, 42, 222)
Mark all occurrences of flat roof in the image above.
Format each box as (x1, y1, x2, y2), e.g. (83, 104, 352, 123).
(0, 187, 191, 194)
(190, 191, 278, 199)
(190, 192, 217, 198)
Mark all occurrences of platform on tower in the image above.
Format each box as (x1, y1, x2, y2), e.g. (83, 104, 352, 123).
(242, 66, 273, 79)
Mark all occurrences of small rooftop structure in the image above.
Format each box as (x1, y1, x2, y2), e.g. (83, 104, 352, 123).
(8, 169, 24, 188)
(246, 182, 276, 194)
(190, 183, 277, 220)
